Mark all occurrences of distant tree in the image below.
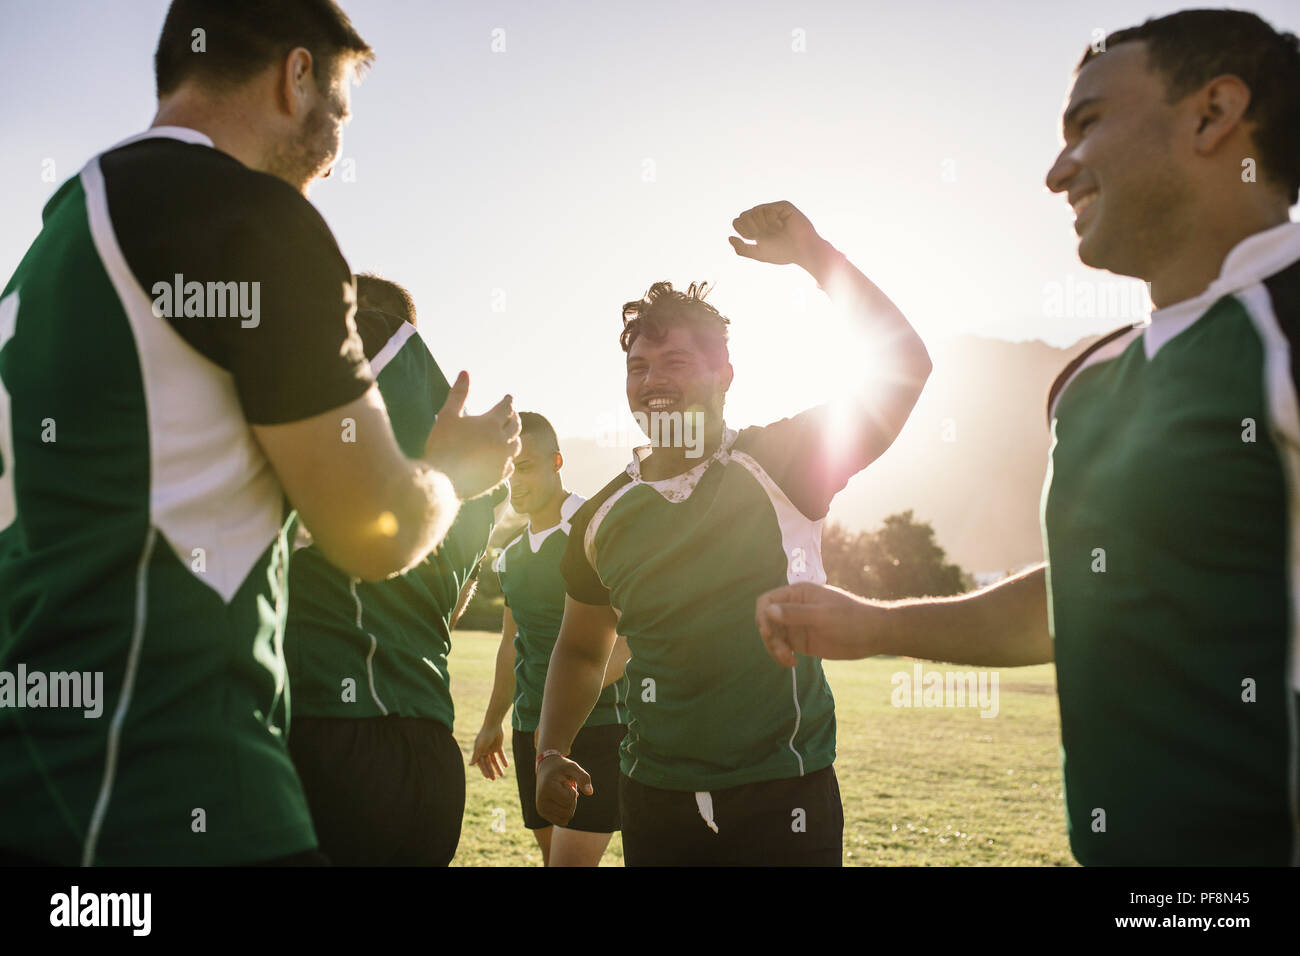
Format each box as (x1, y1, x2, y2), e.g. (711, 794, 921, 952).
(822, 510, 972, 600)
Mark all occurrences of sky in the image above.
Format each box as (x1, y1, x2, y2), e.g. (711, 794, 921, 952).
(2, 0, 1298, 440)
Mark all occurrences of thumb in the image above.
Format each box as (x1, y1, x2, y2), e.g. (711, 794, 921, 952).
(439, 370, 469, 418)
(729, 235, 762, 260)
(569, 763, 594, 797)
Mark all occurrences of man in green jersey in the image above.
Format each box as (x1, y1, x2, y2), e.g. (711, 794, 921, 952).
(0, 0, 519, 865)
(470, 413, 629, 866)
(286, 276, 507, 866)
(535, 203, 932, 865)
(755, 9, 1300, 866)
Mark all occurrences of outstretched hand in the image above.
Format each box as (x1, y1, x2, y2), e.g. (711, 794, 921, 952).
(422, 371, 521, 500)
(754, 581, 883, 667)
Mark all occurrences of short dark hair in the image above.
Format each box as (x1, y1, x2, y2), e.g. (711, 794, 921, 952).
(1078, 9, 1300, 203)
(519, 412, 560, 454)
(355, 273, 416, 326)
(620, 281, 731, 369)
(155, 0, 374, 97)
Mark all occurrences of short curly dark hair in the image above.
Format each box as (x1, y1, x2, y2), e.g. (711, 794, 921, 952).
(1078, 9, 1300, 204)
(620, 281, 731, 369)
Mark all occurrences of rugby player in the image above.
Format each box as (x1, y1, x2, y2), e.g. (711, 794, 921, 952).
(755, 9, 1300, 866)
(0, 0, 518, 865)
(535, 202, 932, 865)
(470, 413, 629, 866)
(286, 276, 507, 866)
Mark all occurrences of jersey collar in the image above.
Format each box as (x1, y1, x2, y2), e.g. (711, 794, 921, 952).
(627, 426, 739, 503)
(106, 126, 216, 152)
(526, 492, 583, 552)
(1145, 221, 1300, 359)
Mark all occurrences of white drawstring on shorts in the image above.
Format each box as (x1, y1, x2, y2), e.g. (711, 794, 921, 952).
(694, 791, 720, 834)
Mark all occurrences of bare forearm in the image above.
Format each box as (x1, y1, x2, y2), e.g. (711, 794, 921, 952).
(877, 563, 1052, 666)
(537, 642, 606, 754)
(357, 463, 461, 580)
(481, 615, 517, 727)
(804, 240, 932, 381)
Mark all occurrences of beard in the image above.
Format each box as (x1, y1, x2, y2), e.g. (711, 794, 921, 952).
(265, 100, 340, 195)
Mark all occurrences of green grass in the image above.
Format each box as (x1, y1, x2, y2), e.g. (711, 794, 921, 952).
(448, 631, 1074, 866)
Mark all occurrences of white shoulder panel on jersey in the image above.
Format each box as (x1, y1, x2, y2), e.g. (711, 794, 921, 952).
(495, 531, 526, 574)
(82, 155, 284, 603)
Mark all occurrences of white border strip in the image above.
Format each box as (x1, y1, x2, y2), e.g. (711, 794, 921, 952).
(730, 449, 826, 776)
(82, 527, 157, 866)
(368, 322, 417, 377)
(583, 481, 637, 572)
(349, 579, 389, 714)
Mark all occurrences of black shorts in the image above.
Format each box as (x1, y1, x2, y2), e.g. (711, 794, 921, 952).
(289, 715, 464, 866)
(619, 764, 843, 866)
(513, 723, 624, 833)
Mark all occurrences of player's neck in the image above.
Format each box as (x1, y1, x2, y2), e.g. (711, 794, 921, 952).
(527, 488, 568, 534)
(1146, 200, 1289, 309)
(640, 428, 724, 481)
(151, 93, 274, 180)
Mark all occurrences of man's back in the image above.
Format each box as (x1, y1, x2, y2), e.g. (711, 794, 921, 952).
(285, 309, 502, 727)
(0, 127, 371, 865)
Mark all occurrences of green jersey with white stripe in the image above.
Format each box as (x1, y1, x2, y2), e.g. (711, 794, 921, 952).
(0, 128, 374, 864)
(562, 410, 872, 791)
(1043, 221, 1300, 866)
(284, 312, 503, 727)
(494, 492, 628, 733)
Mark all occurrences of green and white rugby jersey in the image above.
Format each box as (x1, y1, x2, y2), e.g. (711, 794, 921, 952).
(562, 409, 878, 791)
(285, 310, 503, 728)
(494, 492, 628, 733)
(1043, 221, 1300, 866)
(0, 128, 373, 864)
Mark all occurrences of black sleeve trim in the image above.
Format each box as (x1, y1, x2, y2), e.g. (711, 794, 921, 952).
(1264, 257, 1300, 396)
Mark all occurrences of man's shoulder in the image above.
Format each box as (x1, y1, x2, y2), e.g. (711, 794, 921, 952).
(494, 530, 528, 575)
(1046, 325, 1145, 424)
(569, 471, 634, 531)
(99, 136, 334, 246)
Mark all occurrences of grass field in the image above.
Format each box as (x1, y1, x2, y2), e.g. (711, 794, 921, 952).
(447, 630, 1075, 866)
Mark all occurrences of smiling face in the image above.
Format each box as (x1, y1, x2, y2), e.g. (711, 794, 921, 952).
(507, 432, 561, 518)
(625, 326, 732, 440)
(1045, 42, 1197, 280)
